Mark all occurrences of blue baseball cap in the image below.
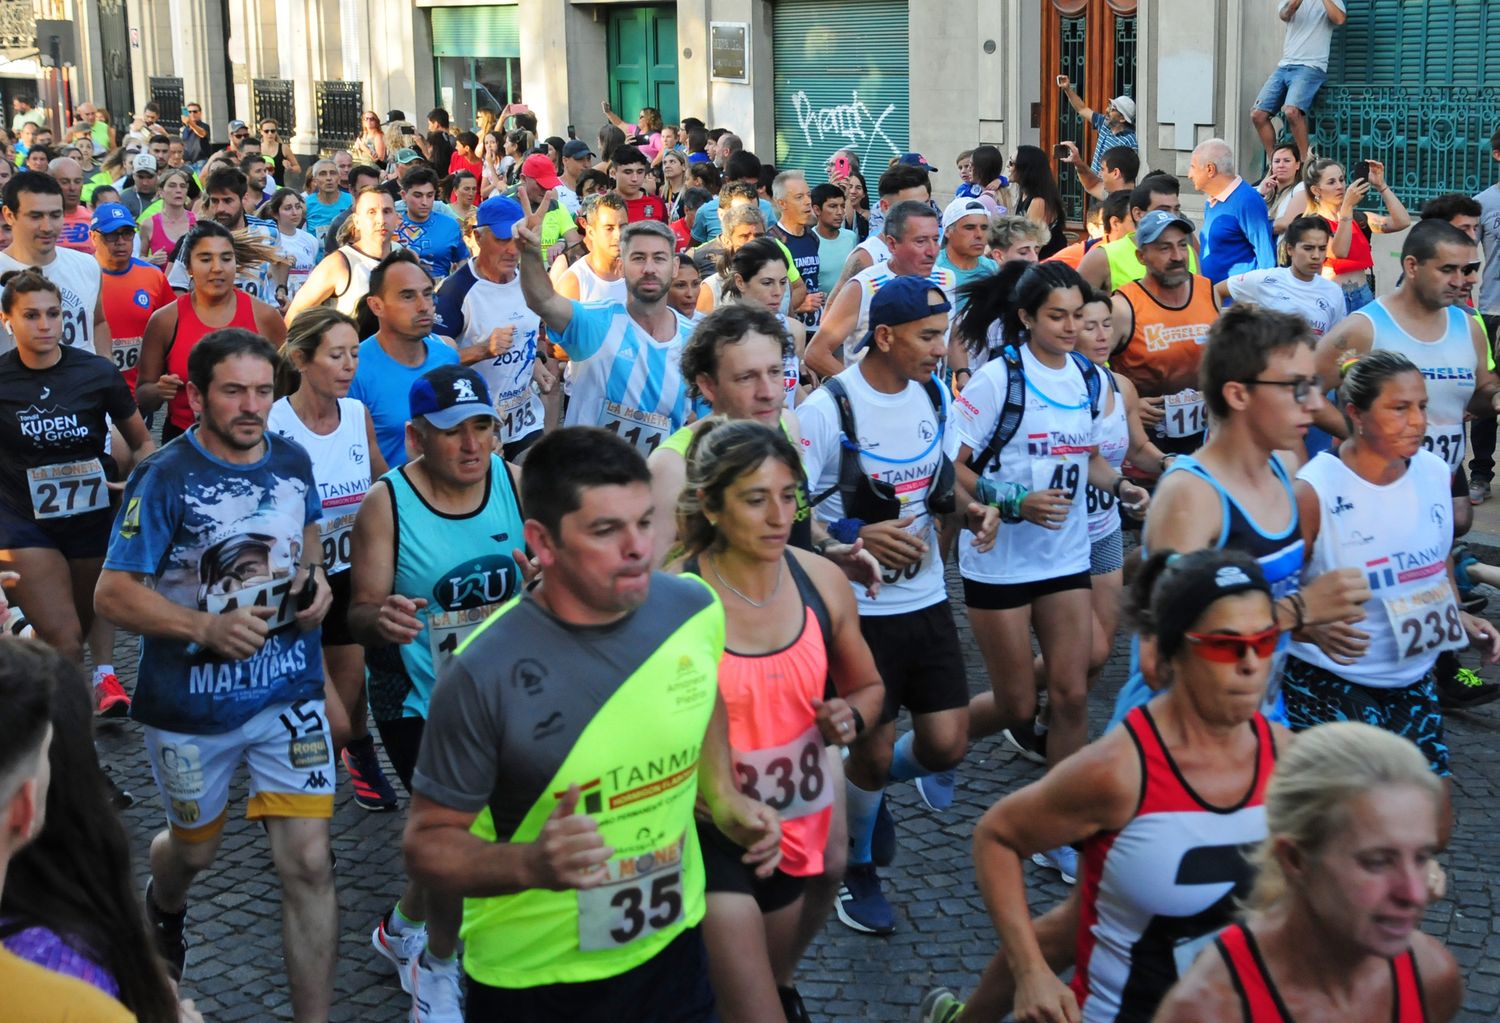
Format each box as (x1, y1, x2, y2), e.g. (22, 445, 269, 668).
(896, 152, 937, 173)
(476, 195, 525, 238)
(408, 365, 494, 429)
(1134, 209, 1195, 246)
(90, 202, 136, 234)
(854, 276, 952, 353)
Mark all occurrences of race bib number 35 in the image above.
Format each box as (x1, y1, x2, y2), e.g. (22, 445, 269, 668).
(27, 459, 108, 519)
(577, 836, 686, 951)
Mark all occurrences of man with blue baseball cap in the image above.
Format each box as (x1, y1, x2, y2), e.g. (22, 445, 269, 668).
(798, 274, 999, 935)
(348, 360, 527, 1023)
(433, 195, 551, 461)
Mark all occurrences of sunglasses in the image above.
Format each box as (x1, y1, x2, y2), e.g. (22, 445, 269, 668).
(1183, 625, 1280, 663)
(1243, 375, 1317, 403)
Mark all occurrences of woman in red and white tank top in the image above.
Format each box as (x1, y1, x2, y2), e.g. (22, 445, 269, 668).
(136, 221, 286, 442)
(926, 549, 1290, 1023)
(1155, 721, 1461, 1023)
(675, 418, 885, 1023)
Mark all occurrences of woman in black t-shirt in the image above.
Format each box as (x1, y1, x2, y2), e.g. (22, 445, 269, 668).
(0, 269, 153, 676)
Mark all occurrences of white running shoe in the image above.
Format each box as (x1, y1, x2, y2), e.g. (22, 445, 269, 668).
(408, 952, 463, 1023)
(372, 914, 427, 994)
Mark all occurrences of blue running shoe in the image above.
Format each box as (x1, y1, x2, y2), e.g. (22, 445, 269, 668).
(1032, 846, 1078, 885)
(915, 768, 957, 811)
(835, 862, 895, 935)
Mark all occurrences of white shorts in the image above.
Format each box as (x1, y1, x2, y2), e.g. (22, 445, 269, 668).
(143, 698, 335, 843)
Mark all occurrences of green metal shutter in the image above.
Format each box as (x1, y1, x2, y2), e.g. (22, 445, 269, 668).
(1312, 0, 1497, 207)
(772, 0, 909, 177)
(431, 5, 521, 59)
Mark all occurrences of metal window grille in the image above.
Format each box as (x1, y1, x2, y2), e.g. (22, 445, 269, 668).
(315, 80, 362, 153)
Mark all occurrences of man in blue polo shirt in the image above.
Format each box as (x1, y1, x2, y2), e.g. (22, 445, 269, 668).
(1189, 138, 1275, 284)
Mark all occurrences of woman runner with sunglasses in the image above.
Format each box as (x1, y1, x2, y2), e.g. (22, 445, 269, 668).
(923, 548, 1288, 1023)
(1282, 351, 1500, 782)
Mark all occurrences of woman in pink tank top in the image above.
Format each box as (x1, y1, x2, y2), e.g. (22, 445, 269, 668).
(140, 168, 196, 268)
(675, 418, 884, 1023)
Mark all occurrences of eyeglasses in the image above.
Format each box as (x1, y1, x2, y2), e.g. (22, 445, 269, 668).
(1182, 625, 1280, 663)
(1242, 375, 1317, 403)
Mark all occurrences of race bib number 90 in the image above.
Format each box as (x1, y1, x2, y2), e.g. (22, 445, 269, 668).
(577, 836, 686, 951)
(733, 726, 833, 820)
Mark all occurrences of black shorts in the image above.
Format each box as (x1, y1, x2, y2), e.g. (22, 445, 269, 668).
(0, 499, 114, 559)
(1451, 463, 1467, 499)
(696, 819, 804, 914)
(374, 716, 425, 793)
(320, 569, 354, 647)
(859, 601, 969, 724)
(503, 429, 543, 464)
(963, 571, 1092, 611)
(464, 926, 718, 1023)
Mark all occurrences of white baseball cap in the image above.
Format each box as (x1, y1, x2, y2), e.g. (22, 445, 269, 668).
(1109, 96, 1136, 124)
(941, 196, 991, 235)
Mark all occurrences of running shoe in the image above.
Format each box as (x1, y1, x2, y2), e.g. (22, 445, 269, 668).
(144, 880, 187, 981)
(1470, 476, 1491, 506)
(1437, 663, 1500, 710)
(1032, 846, 1078, 885)
(372, 913, 428, 994)
(835, 862, 895, 935)
(779, 984, 812, 1023)
(1000, 722, 1048, 766)
(94, 672, 130, 717)
(407, 952, 463, 1023)
(871, 795, 897, 867)
(917, 988, 965, 1023)
(342, 735, 400, 812)
(914, 767, 957, 812)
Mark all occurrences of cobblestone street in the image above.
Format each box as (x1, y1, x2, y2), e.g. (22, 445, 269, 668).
(99, 560, 1500, 1022)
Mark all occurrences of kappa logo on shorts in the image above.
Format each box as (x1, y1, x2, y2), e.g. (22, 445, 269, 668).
(303, 770, 331, 790)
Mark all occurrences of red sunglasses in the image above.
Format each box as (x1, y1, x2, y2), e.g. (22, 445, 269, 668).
(1182, 625, 1280, 663)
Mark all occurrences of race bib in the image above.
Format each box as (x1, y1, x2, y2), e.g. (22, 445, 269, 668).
(733, 726, 833, 821)
(203, 573, 301, 632)
(428, 603, 504, 673)
(1160, 388, 1206, 439)
(27, 459, 108, 519)
(319, 510, 357, 572)
(497, 395, 540, 442)
(1031, 457, 1084, 502)
(577, 835, 686, 951)
(878, 520, 933, 587)
(1385, 578, 1467, 659)
(113, 336, 143, 372)
(1085, 486, 1116, 517)
(601, 401, 670, 454)
(1421, 424, 1465, 472)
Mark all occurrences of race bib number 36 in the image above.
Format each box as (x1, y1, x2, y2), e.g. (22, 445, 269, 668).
(577, 836, 686, 951)
(27, 459, 108, 519)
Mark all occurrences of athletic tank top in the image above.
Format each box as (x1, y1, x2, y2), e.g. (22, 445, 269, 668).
(1287, 449, 1456, 688)
(563, 257, 628, 304)
(1166, 455, 1303, 709)
(1322, 214, 1374, 277)
(146, 211, 194, 262)
(266, 396, 373, 577)
(166, 292, 258, 429)
(335, 244, 384, 317)
(1103, 234, 1200, 291)
(1113, 276, 1217, 453)
(1073, 707, 1276, 1023)
(1214, 924, 1427, 1023)
(1088, 373, 1129, 542)
(1359, 299, 1475, 474)
(685, 553, 833, 877)
(848, 263, 958, 367)
(380, 453, 526, 719)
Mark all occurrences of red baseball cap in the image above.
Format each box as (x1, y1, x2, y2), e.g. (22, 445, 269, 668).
(522, 153, 561, 189)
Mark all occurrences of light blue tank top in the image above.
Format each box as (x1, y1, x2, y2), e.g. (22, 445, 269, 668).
(386, 453, 526, 718)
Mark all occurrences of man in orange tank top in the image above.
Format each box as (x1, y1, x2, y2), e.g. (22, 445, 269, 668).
(1109, 210, 1222, 468)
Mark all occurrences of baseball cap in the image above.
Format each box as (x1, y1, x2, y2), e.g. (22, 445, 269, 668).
(90, 202, 136, 234)
(1134, 209, 1195, 246)
(383, 110, 407, 125)
(941, 196, 991, 234)
(393, 148, 421, 165)
(897, 153, 937, 173)
(133, 153, 158, 174)
(1109, 96, 1136, 124)
(476, 195, 524, 238)
(562, 139, 594, 160)
(853, 276, 953, 353)
(408, 366, 494, 429)
(227, 119, 248, 134)
(521, 153, 561, 189)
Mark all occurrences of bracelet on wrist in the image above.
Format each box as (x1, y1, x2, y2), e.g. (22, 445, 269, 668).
(1111, 476, 1126, 499)
(850, 707, 866, 735)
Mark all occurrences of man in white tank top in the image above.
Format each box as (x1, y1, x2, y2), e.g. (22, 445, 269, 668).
(805, 201, 955, 377)
(0, 171, 111, 358)
(824, 163, 934, 306)
(286, 187, 402, 326)
(1314, 220, 1496, 534)
(553, 192, 628, 305)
